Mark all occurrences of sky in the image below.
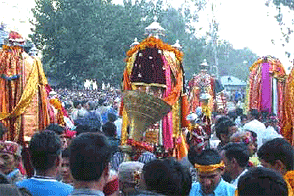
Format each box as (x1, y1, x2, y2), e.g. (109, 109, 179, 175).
(0, 0, 293, 70)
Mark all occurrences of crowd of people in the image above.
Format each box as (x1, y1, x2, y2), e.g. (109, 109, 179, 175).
(0, 86, 293, 196)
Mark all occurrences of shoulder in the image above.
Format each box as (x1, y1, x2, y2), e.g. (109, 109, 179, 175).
(16, 178, 32, 187)
(217, 179, 236, 194)
(189, 182, 201, 195)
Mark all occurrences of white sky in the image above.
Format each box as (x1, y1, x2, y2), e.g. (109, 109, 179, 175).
(0, 0, 293, 70)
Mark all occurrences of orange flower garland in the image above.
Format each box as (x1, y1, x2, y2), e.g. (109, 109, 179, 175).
(125, 36, 184, 63)
(49, 98, 65, 126)
(284, 171, 294, 191)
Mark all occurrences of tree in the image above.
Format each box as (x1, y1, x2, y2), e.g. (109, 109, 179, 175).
(266, 0, 294, 59)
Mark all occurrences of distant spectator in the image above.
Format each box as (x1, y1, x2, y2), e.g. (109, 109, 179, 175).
(215, 119, 238, 152)
(243, 109, 266, 149)
(60, 148, 73, 185)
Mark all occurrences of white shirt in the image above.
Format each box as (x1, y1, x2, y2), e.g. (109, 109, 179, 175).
(243, 119, 266, 149)
(263, 126, 283, 144)
(114, 118, 122, 139)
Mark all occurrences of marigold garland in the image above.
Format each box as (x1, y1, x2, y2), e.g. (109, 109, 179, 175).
(126, 139, 154, 152)
(49, 98, 65, 126)
(249, 56, 287, 80)
(125, 36, 184, 63)
(284, 171, 294, 191)
(194, 161, 225, 172)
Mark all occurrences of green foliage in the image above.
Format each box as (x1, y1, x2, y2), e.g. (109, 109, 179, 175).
(30, 0, 257, 88)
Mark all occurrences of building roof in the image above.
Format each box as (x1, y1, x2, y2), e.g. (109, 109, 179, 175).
(220, 75, 246, 86)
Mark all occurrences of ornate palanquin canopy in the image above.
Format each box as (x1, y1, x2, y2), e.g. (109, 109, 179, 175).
(247, 55, 286, 131)
(120, 20, 190, 157)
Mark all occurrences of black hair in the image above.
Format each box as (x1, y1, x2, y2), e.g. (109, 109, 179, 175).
(250, 109, 259, 119)
(75, 124, 91, 136)
(227, 111, 237, 121)
(194, 149, 221, 166)
(238, 167, 288, 196)
(102, 122, 117, 138)
(73, 101, 81, 108)
(107, 113, 117, 122)
(142, 158, 192, 196)
(235, 108, 243, 116)
(257, 138, 294, 171)
(222, 143, 249, 168)
(87, 101, 96, 110)
(62, 148, 70, 158)
(215, 116, 230, 125)
(215, 119, 236, 140)
(240, 114, 247, 122)
(46, 123, 65, 135)
(69, 132, 114, 181)
(29, 130, 62, 171)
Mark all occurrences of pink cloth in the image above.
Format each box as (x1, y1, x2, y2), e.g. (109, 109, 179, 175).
(162, 56, 173, 150)
(261, 62, 272, 113)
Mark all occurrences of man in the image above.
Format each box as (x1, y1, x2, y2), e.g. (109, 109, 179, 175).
(243, 109, 266, 149)
(16, 130, 73, 196)
(215, 118, 238, 152)
(220, 143, 249, 187)
(0, 141, 24, 183)
(236, 167, 288, 196)
(257, 138, 294, 191)
(60, 148, 73, 185)
(189, 149, 236, 196)
(46, 123, 68, 149)
(143, 158, 192, 196)
(69, 132, 114, 196)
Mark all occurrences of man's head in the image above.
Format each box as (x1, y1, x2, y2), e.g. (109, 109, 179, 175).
(142, 158, 191, 196)
(0, 141, 22, 175)
(29, 130, 62, 173)
(73, 101, 81, 109)
(248, 109, 259, 120)
(215, 119, 238, 145)
(237, 167, 288, 196)
(118, 161, 144, 194)
(69, 132, 113, 184)
(60, 148, 73, 184)
(108, 113, 117, 123)
(230, 131, 257, 156)
(258, 138, 294, 175)
(193, 149, 224, 195)
(221, 143, 249, 180)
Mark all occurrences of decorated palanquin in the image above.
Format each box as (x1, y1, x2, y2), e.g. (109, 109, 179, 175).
(188, 67, 214, 115)
(247, 56, 286, 124)
(120, 21, 190, 158)
(281, 63, 294, 145)
(0, 32, 50, 144)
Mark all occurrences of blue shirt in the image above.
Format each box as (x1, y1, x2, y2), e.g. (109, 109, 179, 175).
(16, 177, 73, 196)
(189, 178, 235, 196)
(69, 188, 104, 196)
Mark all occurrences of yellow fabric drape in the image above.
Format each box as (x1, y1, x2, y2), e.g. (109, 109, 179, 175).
(0, 58, 47, 120)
